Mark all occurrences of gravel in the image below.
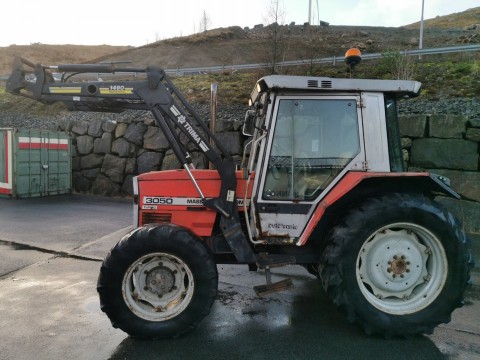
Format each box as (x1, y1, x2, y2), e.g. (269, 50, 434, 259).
(1, 97, 479, 131)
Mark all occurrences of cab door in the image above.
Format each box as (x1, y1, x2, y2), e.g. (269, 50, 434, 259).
(253, 95, 365, 242)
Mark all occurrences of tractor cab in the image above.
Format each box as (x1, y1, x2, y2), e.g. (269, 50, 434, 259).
(243, 75, 422, 243)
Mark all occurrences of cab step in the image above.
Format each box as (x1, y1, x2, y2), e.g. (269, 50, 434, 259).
(254, 277, 293, 296)
(253, 254, 296, 296)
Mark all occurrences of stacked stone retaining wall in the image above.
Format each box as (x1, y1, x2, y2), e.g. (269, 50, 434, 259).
(399, 114, 480, 233)
(64, 109, 243, 198)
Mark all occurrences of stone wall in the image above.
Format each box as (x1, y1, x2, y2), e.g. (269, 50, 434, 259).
(66, 110, 244, 197)
(399, 114, 480, 233)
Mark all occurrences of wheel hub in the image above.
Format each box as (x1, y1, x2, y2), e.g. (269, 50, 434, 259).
(358, 228, 429, 298)
(388, 255, 409, 276)
(145, 266, 175, 296)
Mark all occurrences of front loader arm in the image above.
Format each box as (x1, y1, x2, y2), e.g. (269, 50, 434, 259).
(7, 57, 256, 263)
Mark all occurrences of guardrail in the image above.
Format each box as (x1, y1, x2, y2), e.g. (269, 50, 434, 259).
(1, 44, 479, 80)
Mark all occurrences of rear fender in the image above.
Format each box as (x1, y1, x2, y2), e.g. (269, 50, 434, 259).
(297, 171, 460, 246)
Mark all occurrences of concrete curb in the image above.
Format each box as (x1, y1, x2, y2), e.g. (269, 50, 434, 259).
(70, 226, 133, 261)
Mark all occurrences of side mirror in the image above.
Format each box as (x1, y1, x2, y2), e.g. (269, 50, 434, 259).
(242, 110, 256, 136)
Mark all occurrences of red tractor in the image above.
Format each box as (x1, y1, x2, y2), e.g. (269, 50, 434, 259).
(7, 57, 473, 339)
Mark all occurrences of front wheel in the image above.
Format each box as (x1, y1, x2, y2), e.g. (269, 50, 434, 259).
(97, 224, 218, 339)
(319, 193, 473, 337)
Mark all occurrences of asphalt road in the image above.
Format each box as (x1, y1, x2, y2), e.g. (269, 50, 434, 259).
(0, 194, 478, 360)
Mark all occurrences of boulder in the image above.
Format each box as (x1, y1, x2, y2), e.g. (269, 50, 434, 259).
(466, 128, 480, 142)
(115, 123, 128, 138)
(91, 174, 121, 197)
(102, 120, 117, 133)
(411, 138, 478, 171)
(80, 154, 104, 169)
(121, 175, 134, 196)
(93, 133, 112, 155)
(112, 138, 135, 157)
(102, 154, 127, 183)
(143, 126, 170, 150)
(214, 132, 242, 155)
(124, 122, 147, 146)
(429, 114, 466, 139)
(71, 121, 89, 135)
(137, 151, 163, 174)
(398, 115, 427, 138)
(161, 151, 181, 170)
(125, 158, 137, 175)
(76, 135, 94, 155)
(72, 172, 91, 192)
(81, 168, 101, 180)
(88, 118, 103, 137)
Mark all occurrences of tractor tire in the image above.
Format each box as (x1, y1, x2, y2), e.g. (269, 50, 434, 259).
(97, 224, 218, 339)
(319, 193, 473, 337)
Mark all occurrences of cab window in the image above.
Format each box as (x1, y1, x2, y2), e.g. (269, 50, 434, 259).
(263, 99, 360, 201)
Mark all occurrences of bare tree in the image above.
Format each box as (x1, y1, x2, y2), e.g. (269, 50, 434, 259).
(264, 0, 287, 74)
(199, 10, 211, 33)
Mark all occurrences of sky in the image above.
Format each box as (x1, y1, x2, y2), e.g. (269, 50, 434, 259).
(1, 0, 478, 47)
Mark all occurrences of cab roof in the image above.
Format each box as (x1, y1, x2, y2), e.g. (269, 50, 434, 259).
(250, 75, 421, 105)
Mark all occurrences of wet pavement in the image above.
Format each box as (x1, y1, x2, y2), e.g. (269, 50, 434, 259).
(0, 194, 479, 360)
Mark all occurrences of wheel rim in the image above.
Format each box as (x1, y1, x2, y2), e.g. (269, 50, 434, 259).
(122, 252, 195, 321)
(356, 223, 448, 315)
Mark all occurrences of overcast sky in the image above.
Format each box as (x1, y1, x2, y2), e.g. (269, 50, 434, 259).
(1, 0, 478, 47)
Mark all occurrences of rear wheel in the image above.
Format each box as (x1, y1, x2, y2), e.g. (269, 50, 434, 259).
(97, 224, 218, 339)
(319, 193, 472, 337)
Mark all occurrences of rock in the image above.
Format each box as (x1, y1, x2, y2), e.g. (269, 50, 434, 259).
(71, 121, 89, 135)
(72, 157, 81, 171)
(398, 115, 427, 137)
(124, 122, 147, 146)
(76, 135, 94, 155)
(88, 118, 103, 137)
(214, 132, 242, 155)
(80, 154, 104, 169)
(407, 37, 418, 46)
(91, 174, 121, 197)
(466, 128, 480, 142)
(72, 172, 91, 192)
(435, 197, 480, 234)
(469, 118, 480, 128)
(112, 138, 135, 157)
(125, 158, 137, 175)
(102, 154, 127, 183)
(81, 168, 101, 180)
(161, 151, 181, 170)
(143, 126, 170, 150)
(121, 175, 134, 196)
(93, 133, 112, 155)
(411, 138, 478, 171)
(191, 152, 207, 169)
(137, 151, 163, 174)
(115, 123, 128, 138)
(429, 114, 466, 139)
(401, 137, 412, 148)
(102, 120, 117, 133)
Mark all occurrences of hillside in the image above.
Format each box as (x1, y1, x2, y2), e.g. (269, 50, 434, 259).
(0, 7, 479, 75)
(406, 6, 480, 29)
(88, 24, 471, 71)
(0, 44, 132, 75)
